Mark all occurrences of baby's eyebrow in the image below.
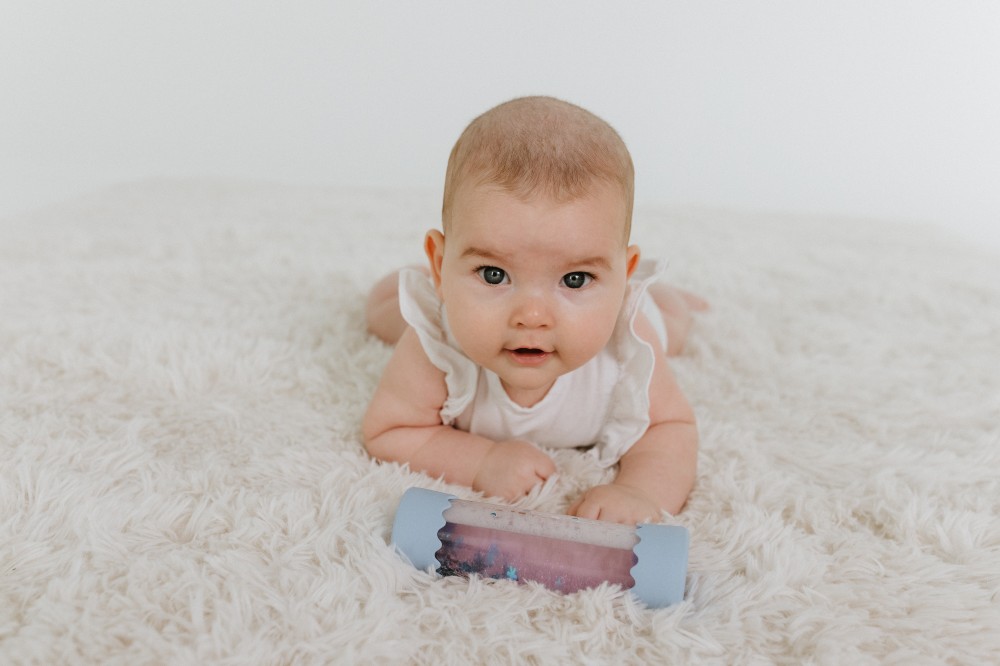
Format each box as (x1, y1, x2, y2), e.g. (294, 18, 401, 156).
(460, 246, 511, 264)
(461, 246, 614, 272)
(569, 256, 613, 271)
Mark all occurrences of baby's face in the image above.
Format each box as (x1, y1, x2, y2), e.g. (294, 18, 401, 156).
(427, 181, 639, 407)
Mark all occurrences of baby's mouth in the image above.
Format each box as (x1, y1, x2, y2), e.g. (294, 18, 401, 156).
(506, 347, 551, 365)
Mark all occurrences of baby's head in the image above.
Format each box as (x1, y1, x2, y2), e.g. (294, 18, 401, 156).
(441, 96, 634, 242)
(426, 97, 641, 407)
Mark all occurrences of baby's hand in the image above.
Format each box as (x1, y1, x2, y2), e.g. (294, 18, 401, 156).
(473, 439, 556, 501)
(566, 483, 662, 525)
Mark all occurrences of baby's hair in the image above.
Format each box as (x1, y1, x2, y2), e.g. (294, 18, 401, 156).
(442, 96, 635, 240)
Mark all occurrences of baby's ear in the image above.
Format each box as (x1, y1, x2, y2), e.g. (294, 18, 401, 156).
(424, 230, 446, 291)
(625, 244, 641, 278)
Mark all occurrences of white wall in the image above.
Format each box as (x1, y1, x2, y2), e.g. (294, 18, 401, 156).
(3, 1, 999, 249)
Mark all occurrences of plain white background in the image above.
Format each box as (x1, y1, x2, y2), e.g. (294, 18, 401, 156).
(3, 1, 999, 250)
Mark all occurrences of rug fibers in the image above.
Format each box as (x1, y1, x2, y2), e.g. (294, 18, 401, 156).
(1, 180, 998, 664)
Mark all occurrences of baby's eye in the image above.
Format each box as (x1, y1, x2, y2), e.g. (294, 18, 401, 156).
(562, 272, 593, 289)
(477, 266, 508, 285)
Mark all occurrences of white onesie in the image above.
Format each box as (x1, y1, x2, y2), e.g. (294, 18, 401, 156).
(398, 260, 667, 468)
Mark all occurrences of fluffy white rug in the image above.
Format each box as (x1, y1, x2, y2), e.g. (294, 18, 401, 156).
(2, 179, 998, 664)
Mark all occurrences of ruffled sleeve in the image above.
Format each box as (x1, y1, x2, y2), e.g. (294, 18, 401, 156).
(397, 268, 479, 425)
(589, 259, 666, 467)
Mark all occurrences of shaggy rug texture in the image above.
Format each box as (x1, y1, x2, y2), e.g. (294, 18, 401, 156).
(1, 180, 998, 664)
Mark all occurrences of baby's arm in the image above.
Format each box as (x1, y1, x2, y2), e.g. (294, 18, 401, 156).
(363, 327, 555, 500)
(567, 315, 698, 524)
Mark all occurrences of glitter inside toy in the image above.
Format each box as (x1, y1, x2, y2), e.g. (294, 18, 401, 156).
(391, 488, 689, 607)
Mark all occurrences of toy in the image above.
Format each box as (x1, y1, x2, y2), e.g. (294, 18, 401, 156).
(391, 487, 689, 607)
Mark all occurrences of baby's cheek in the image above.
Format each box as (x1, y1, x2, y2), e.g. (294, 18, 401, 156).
(576, 307, 618, 345)
(448, 305, 499, 356)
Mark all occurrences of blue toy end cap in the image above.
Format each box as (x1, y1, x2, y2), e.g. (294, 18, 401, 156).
(391, 488, 456, 571)
(630, 524, 690, 607)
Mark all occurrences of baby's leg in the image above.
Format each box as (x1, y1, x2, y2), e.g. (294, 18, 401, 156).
(365, 266, 428, 345)
(647, 283, 709, 357)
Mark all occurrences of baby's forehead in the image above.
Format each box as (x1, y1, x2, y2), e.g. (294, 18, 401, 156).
(449, 180, 631, 239)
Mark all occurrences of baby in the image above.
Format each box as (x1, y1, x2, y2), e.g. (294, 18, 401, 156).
(363, 96, 703, 525)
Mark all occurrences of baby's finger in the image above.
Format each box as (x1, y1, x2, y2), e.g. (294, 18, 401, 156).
(535, 457, 556, 480)
(502, 484, 530, 502)
(568, 497, 601, 521)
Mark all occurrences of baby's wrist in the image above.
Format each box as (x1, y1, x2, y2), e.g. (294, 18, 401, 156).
(610, 480, 659, 506)
(471, 442, 499, 489)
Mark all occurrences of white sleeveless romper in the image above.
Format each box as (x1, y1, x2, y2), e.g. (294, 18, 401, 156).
(398, 260, 667, 468)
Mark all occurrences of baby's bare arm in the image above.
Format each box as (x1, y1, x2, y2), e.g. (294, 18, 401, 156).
(363, 327, 554, 498)
(614, 419, 698, 516)
(567, 315, 698, 523)
(364, 327, 491, 485)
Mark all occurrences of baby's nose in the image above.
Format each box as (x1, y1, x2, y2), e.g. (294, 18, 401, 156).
(510, 291, 553, 328)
